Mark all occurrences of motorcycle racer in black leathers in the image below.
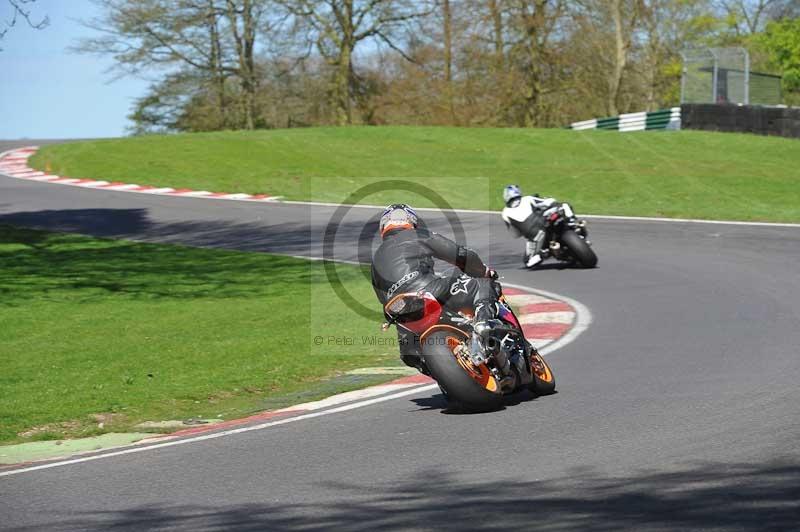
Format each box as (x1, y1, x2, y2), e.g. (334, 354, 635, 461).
(371, 204, 500, 373)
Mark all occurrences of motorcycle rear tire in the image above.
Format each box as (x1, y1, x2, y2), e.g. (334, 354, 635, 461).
(561, 229, 597, 268)
(423, 330, 504, 413)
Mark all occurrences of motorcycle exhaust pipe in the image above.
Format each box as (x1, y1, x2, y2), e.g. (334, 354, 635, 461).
(494, 348, 516, 390)
(549, 241, 561, 252)
(484, 336, 500, 355)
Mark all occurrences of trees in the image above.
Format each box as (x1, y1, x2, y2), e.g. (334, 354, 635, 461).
(0, 0, 48, 50)
(607, 0, 643, 115)
(279, 0, 431, 125)
(506, 0, 568, 126)
(76, 0, 272, 130)
(75, 0, 800, 133)
(572, 0, 643, 116)
(638, 0, 719, 109)
(714, 0, 796, 36)
(225, 0, 262, 129)
(441, 0, 455, 123)
(758, 17, 800, 104)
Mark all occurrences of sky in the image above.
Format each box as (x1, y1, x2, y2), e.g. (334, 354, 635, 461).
(0, 0, 148, 139)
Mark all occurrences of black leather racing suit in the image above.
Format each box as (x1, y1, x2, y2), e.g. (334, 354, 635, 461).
(371, 227, 499, 368)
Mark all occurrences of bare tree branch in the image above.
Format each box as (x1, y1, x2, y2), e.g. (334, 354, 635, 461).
(1, 0, 49, 49)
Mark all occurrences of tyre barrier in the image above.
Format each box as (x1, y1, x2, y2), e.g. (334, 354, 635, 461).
(569, 107, 681, 132)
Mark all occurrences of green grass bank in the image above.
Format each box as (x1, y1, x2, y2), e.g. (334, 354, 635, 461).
(0, 225, 394, 445)
(30, 126, 800, 222)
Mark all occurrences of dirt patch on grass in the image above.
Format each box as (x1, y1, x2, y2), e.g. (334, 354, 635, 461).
(17, 420, 85, 439)
(17, 412, 129, 440)
(90, 412, 127, 428)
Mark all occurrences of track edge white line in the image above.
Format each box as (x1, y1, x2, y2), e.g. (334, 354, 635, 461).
(0, 276, 589, 478)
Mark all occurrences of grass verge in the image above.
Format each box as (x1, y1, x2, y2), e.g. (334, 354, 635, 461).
(0, 225, 396, 445)
(29, 126, 800, 222)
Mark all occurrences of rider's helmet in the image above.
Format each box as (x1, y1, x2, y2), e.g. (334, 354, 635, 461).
(503, 184, 522, 207)
(379, 203, 419, 238)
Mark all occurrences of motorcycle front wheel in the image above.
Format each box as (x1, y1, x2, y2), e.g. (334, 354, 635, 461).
(527, 348, 557, 396)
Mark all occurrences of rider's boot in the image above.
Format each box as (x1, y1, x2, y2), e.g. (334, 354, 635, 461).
(474, 298, 500, 327)
(526, 253, 543, 268)
(400, 353, 430, 376)
(398, 333, 430, 375)
(526, 249, 551, 268)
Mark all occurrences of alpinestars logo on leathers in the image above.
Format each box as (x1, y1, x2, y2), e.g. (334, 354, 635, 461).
(387, 271, 420, 298)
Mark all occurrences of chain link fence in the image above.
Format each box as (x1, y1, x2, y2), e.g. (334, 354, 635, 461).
(680, 47, 782, 106)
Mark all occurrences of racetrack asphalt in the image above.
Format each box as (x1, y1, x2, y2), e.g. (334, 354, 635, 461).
(1, 140, 799, 531)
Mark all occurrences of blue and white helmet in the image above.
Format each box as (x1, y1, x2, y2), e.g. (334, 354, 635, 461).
(503, 184, 522, 206)
(379, 203, 419, 238)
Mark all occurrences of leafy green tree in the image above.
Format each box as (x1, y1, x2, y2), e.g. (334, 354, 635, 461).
(758, 17, 800, 104)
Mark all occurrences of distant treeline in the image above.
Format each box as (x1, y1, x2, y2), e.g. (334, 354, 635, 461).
(75, 0, 800, 133)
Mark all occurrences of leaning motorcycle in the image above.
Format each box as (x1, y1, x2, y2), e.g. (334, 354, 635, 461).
(382, 281, 556, 412)
(506, 201, 597, 268)
(536, 203, 597, 268)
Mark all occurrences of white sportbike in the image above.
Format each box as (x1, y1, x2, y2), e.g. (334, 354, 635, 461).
(502, 198, 597, 269)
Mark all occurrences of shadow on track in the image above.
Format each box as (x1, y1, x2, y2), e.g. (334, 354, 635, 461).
(11, 460, 799, 531)
(0, 205, 497, 263)
(411, 389, 546, 415)
(0, 208, 315, 256)
(0, 207, 483, 298)
(0, 212, 361, 306)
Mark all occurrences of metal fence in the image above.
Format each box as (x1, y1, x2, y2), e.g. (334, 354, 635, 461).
(680, 47, 782, 106)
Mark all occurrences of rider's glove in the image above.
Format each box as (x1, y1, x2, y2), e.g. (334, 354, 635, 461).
(485, 267, 499, 280)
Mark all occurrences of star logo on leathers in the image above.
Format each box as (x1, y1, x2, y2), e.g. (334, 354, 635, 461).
(450, 277, 471, 295)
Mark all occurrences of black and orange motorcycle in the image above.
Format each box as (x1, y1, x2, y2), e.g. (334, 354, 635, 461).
(383, 280, 556, 411)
